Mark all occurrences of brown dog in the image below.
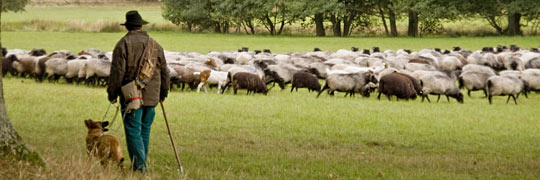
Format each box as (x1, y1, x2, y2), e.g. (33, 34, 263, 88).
(84, 119, 124, 167)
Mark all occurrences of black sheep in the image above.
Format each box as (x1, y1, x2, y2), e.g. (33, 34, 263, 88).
(2, 55, 18, 76)
(232, 72, 268, 95)
(291, 72, 320, 93)
(377, 72, 418, 101)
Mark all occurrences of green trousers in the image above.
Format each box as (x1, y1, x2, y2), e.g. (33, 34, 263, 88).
(122, 106, 155, 172)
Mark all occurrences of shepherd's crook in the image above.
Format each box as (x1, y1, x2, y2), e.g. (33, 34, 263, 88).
(160, 102, 185, 175)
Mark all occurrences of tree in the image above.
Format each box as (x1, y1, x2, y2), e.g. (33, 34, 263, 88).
(0, 0, 45, 165)
(466, 0, 540, 36)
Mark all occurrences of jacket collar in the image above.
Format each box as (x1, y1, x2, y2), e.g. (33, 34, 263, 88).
(126, 30, 148, 37)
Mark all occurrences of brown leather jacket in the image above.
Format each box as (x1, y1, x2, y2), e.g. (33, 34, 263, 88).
(107, 30, 169, 106)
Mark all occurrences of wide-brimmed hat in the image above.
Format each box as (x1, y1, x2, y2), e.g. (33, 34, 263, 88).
(120, 10, 149, 26)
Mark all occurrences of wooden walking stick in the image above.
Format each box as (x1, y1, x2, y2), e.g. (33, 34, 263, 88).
(160, 102, 184, 175)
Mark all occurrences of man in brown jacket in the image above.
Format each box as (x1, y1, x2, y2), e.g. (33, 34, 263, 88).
(107, 10, 169, 172)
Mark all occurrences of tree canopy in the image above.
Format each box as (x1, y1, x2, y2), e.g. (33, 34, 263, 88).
(163, 0, 540, 37)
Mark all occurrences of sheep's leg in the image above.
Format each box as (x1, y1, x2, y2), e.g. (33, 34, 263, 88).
(296, 87, 298, 92)
(204, 84, 208, 93)
(436, 95, 441, 103)
(425, 95, 431, 103)
(506, 95, 511, 104)
(483, 89, 488, 97)
(377, 92, 382, 100)
(446, 95, 450, 102)
(196, 82, 204, 93)
(512, 94, 518, 104)
(217, 82, 222, 94)
(290, 85, 294, 93)
(344, 92, 349, 97)
(467, 90, 471, 97)
(234, 88, 238, 95)
(316, 84, 329, 98)
(488, 95, 493, 104)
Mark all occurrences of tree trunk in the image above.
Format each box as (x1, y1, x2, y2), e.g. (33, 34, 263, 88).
(408, 10, 419, 37)
(389, 8, 398, 37)
(0, 9, 45, 166)
(314, 13, 325, 37)
(343, 12, 356, 37)
(264, 13, 275, 35)
(187, 23, 193, 32)
(330, 14, 342, 37)
(214, 22, 222, 33)
(379, 6, 389, 36)
(485, 15, 505, 35)
(277, 20, 285, 35)
(507, 13, 522, 36)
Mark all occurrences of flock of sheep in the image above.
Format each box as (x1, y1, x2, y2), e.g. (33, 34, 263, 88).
(2, 45, 540, 104)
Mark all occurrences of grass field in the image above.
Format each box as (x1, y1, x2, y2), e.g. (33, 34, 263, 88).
(3, 74, 540, 179)
(3, 31, 540, 54)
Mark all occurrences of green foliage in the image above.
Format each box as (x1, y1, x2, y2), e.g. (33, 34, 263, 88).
(2, 0, 27, 12)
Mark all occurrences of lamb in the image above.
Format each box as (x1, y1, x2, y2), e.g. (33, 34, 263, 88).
(232, 72, 268, 95)
(290, 72, 321, 92)
(486, 75, 527, 104)
(194, 70, 230, 94)
(377, 72, 419, 101)
(419, 73, 464, 103)
(317, 72, 376, 98)
(458, 71, 494, 97)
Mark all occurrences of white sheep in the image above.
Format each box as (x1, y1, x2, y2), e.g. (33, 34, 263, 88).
(419, 73, 463, 103)
(486, 75, 527, 104)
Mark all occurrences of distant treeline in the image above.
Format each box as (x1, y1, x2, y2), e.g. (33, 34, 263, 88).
(162, 0, 540, 37)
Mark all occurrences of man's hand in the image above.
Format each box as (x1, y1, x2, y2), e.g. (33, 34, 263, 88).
(110, 99, 117, 104)
(159, 99, 165, 103)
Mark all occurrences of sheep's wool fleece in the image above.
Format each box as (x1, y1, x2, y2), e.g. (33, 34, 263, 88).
(107, 30, 170, 106)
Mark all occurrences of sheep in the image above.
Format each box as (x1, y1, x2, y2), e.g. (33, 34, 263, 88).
(65, 59, 88, 84)
(15, 55, 43, 78)
(404, 62, 436, 72)
(84, 58, 111, 86)
(172, 66, 200, 91)
(317, 72, 376, 98)
(462, 64, 496, 75)
(438, 56, 463, 70)
(520, 69, 540, 92)
(232, 72, 268, 95)
(2, 55, 18, 76)
(194, 70, 229, 94)
(458, 71, 494, 97)
(419, 73, 464, 103)
(290, 72, 321, 93)
(377, 72, 419, 101)
(44, 57, 68, 83)
(486, 75, 527, 104)
(502, 54, 524, 70)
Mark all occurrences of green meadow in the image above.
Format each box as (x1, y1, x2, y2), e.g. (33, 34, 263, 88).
(2, 75, 540, 179)
(3, 31, 540, 53)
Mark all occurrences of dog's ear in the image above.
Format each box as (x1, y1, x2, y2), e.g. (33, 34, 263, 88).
(84, 120, 92, 129)
(103, 128, 109, 132)
(101, 121, 109, 128)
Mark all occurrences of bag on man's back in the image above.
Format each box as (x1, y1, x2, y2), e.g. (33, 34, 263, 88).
(121, 37, 159, 113)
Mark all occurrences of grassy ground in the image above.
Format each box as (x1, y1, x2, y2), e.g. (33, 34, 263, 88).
(3, 75, 540, 179)
(3, 31, 540, 54)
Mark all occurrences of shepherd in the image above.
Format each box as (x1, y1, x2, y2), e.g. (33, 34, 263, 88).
(107, 10, 170, 173)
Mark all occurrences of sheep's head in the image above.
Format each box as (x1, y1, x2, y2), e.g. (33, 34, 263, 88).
(1, 48, 6, 57)
(30, 48, 47, 56)
(264, 69, 285, 90)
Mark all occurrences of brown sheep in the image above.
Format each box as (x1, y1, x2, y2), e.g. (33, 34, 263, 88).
(377, 72, 419, 101)
(172, 65, 200, 91)
(291, 72, 320, 93)
(232, 72, 267, 95)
